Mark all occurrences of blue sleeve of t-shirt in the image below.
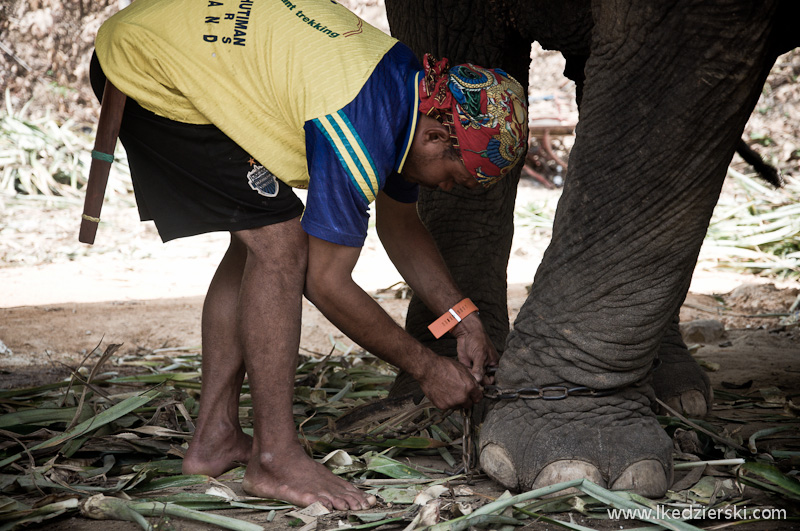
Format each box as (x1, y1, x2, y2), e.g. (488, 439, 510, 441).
(301, 44, 420, 248)
(302, 112, 376, 247)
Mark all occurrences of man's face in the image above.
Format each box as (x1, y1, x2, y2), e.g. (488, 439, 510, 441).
(402, 150, 480, 192)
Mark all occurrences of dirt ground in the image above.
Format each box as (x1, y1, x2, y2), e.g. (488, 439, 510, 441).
(3, 268, 799, 413)
(2, 261, 799, 393)
(2, 253, 799, 400)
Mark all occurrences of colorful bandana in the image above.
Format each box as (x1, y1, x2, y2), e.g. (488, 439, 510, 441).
(418, 54, 528, 188)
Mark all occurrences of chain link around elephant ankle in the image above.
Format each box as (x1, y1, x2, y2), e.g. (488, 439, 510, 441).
(461, 409, 474, 477)
(482, 359, 661, 401)
(482, 385, 621, 400)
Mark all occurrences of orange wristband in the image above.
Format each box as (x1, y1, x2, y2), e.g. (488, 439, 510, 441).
(428, 298, 478, 339)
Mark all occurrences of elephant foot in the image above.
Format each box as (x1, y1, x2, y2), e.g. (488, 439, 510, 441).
(652, 348, 713, 417)
(479, 387, 673, 498)
(482, 451, 667, 498)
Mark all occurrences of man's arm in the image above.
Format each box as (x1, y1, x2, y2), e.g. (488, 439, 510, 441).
(375, 192, 499, 383)
(304, 235, 482, 410)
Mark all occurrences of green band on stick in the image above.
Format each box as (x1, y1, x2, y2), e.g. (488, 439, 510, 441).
(91, 150, 115, 163)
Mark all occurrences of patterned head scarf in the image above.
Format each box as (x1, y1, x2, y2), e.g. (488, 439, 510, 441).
(418, 54, 528, 188)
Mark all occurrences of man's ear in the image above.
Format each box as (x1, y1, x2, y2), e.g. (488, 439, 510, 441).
(418, 115, 450, 146)
(423, 125, 449, 145)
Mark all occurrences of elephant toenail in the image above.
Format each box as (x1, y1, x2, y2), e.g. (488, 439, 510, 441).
(680, 390, 711, 418)
(610, 459, 669, 498)
(533, 460, 605, 494)
(480, 443, 518, 490)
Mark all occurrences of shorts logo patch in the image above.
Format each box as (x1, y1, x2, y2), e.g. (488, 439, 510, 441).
(247, 165, 279, 197)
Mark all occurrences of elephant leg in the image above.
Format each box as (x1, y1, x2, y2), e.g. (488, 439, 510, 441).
(481, 0, 780, 497)
(653, 312, 713, 418)
(385, 0, 531, 397)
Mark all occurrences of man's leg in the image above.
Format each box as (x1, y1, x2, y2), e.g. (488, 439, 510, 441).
(236, 219, 375, 510)
(183, 235, 252, 476)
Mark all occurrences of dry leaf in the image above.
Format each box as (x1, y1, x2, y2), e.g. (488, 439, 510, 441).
(412, 485, 448, 506)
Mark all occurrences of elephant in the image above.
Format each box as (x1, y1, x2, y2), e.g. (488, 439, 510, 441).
(382, 0, 799, 497)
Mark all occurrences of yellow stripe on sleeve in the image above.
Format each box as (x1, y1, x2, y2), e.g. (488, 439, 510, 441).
(330, 112, 379, 195)
(317, 116, 376, 203)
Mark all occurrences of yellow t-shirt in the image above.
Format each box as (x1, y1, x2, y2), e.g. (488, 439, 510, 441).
(95, 0, 397, 188)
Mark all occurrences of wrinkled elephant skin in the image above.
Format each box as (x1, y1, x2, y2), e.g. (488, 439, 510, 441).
(386, 0, 798, 496)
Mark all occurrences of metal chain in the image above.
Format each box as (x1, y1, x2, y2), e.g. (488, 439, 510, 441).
(482, 385, 620, 400)
(460, 409, 474, 477)
(481, 359, 661, 401)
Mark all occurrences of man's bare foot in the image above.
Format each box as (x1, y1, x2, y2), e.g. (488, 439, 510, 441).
(182, 423, 252, 477)
(242, 445, 377, 510)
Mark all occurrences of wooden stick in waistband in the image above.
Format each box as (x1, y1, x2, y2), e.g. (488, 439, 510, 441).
(79, 79, 127, 245)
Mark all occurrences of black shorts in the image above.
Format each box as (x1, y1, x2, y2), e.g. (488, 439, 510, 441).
(89, 53, 305, 242)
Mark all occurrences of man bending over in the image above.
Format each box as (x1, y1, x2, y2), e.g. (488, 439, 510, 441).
(90, 0, 528, 511)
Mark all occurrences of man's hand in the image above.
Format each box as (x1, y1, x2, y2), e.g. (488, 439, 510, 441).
(452, 313, 499, 386)
(417, 354, 483, 410)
